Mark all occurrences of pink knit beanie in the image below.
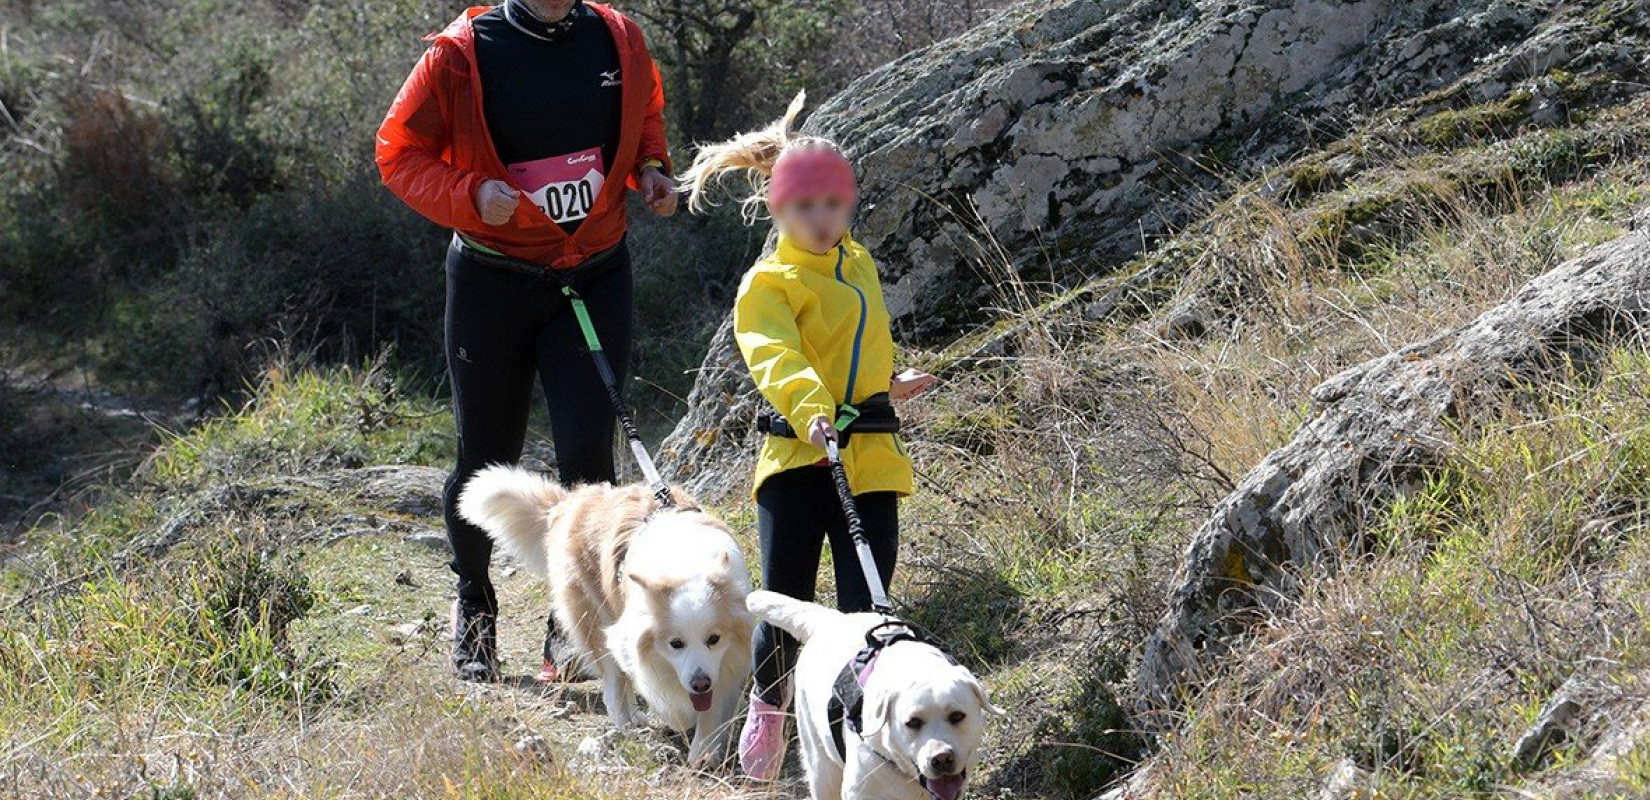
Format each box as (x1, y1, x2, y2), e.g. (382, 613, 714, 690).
(768, 146, 857, 210)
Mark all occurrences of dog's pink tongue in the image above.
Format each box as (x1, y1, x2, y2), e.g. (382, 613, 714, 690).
(926, 773, 967, 800)
(690, 691, 713, 712)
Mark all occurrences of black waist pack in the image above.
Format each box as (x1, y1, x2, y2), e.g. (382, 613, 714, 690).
(756, 392, 900, 448)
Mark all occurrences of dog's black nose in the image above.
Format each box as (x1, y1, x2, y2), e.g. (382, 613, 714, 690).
(690, 674, 712, 694)
(930, 750, 957, 774)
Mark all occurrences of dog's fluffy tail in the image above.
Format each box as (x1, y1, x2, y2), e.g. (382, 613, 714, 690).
(746, 590, 841, 643)
(455, 465, 567, 579)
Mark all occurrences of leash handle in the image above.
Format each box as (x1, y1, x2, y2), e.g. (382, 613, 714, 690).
(825, 437, 893, 615)
(562, 285, 674, 508)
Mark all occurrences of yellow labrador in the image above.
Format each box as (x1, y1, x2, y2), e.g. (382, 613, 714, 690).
(747, 590, 999, 800)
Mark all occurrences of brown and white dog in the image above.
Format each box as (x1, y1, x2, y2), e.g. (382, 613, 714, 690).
(458, 466, 755, 766)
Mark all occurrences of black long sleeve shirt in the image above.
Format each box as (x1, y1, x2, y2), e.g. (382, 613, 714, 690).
(473, 1, 623, 231)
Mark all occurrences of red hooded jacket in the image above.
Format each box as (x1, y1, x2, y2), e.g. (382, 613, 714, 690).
(376, 4, 671, 268)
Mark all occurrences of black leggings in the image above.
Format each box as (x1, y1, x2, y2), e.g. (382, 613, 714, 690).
(751, 465, 898, 705)
(441, 239, 633, 631)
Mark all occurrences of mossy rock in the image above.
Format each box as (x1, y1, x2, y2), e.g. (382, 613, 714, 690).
(1284, 159, 1341, 202)
(1415, 90, 1534, 148)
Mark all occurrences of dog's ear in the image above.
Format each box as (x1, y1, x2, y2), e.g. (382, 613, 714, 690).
(707, 552, 731, 587)
(606, 618, 646, 671)
(963, 672, 1004, 716)
(861, 685, 897, 737)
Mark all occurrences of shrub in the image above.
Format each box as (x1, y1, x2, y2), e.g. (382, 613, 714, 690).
(150, 351, 452, 486)
(1, 524, 332, 709)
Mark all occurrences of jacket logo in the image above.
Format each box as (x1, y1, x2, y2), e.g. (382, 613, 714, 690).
(566, 153, 598, 165)
(600, 69, 621, 87)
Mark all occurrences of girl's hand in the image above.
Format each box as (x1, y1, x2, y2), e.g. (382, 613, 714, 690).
(808, 416, 838, 451)
(889, 368, 937, 402)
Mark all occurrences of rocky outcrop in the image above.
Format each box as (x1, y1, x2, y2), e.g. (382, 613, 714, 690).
(1133, 221, 1650, 726)
(661, 0, 1633, 496)
(1531, 671, 1650, 797)
(655, 315, 761, 499)
(811, 0, 1594, 336)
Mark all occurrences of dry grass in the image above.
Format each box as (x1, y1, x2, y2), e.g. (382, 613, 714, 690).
(1141, 348, 1650, 799)
(0, 358, 791, 800)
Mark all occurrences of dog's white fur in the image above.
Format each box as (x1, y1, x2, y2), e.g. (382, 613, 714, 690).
(747, 590, 1000, 800)
(458, 466, 755, 765)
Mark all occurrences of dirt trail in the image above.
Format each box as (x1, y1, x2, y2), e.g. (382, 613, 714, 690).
(288, 464, 796, 799)
(0, 362, 177, 542)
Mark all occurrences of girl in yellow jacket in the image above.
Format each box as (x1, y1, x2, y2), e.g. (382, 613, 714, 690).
(678, 94, 935, 779)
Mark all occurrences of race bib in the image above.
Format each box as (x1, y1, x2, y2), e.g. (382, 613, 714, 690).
(507, 146, 606, 224)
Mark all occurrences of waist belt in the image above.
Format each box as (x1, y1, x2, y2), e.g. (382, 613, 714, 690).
(756, 393, 899, 448)
(452, 233, 625, 284)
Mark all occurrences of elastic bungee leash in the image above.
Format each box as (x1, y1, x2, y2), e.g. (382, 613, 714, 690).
(559, 282, 674, 509)
(823, 430, 955, 764)
(823, 430, 893, 615)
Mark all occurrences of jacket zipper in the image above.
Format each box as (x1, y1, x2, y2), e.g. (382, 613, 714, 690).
(834, 243, 869, 406)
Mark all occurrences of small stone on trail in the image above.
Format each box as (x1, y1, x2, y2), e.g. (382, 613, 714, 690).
(403, 531, 449, 552)
(1317, 757, 1371, 800)
(576, 735, 605, 759)
(394, 569, 417, 587)
(388, 621, 426, 644)
(514, 733, 553, 765)
(343, 604, 372, 616)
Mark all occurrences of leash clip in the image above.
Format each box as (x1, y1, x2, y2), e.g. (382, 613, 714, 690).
(833, 402, 861, 432)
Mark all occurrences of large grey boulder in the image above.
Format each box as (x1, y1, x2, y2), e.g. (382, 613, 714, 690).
(655, 314, 761, 500)
(660, 0, 1606, 498)
(809, 0, 1571, 337)
(1133, 221, 1650, 727)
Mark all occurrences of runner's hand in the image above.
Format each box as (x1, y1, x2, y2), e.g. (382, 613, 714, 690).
(890, 368, 937, 401)
(640, 168, 678, 217)
(476, 179, 520, 226)
(808, 416, 838, 451)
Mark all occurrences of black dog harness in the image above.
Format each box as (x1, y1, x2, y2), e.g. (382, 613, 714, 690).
(826, 619, 957, 760)
(757, 393, 901, 449)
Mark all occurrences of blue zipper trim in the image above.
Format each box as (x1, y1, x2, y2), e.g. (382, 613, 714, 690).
(835, 244, 869, 406)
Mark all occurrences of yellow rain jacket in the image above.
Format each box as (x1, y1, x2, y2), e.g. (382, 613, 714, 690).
(733, 232, 914, 498)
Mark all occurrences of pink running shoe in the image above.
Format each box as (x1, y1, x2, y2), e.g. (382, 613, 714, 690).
(739, 689, 789, 780)
(534, 657, 562, 684)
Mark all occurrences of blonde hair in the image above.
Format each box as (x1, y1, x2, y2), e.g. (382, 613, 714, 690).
(676, 91, 847, 223)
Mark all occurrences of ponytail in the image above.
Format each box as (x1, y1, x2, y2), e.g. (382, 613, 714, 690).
(676, 91, 844, 223)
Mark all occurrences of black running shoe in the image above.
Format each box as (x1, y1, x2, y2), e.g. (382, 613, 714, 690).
(451, 599, 498, 683)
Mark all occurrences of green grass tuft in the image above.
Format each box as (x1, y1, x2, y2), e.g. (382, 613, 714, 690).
(1416, 91, 1534, 148)
(150, 352, 452, 487)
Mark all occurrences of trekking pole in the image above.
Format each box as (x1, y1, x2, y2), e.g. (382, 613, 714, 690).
(560, 284, 673, 508)
(824, 435, 894, 615)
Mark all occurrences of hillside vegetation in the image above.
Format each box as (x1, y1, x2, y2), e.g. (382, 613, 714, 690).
(5, 0, 1650, 799)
